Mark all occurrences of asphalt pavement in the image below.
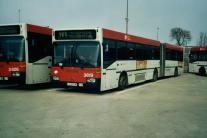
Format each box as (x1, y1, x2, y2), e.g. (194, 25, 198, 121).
(0, 73, 207, 138)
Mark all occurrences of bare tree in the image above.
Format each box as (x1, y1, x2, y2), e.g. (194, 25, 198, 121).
(198, 32, 207, 47)
(170, 27, 192, 46)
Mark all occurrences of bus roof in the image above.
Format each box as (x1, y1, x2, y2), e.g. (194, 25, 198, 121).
(27, 24, 52, 35)
(191, 47, 207, 52)
(103, 28, 160, 47)
(164, 43, 183, 52)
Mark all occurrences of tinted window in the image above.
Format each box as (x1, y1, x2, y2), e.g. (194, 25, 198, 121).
(117, 41, 127, 60)
(190, 51, 207, 62)
(103, 39, 116, 68)
(127, 43, 136, 60)
(166, 49, 183, 61)
(135, 44, 160, 60)
(28, 32, 52, 63)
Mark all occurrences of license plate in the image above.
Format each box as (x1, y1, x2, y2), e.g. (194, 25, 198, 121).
(67, 83, 78, 87)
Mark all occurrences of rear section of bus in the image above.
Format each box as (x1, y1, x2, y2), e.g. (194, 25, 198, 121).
(162, 43, 183, 77)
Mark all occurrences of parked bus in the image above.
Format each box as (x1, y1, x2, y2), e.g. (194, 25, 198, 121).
(0, 23, 52, 84)
(189, 47, 207, 76)
(51, 28, 183, 91)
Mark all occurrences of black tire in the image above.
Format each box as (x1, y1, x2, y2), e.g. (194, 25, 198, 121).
(199, 67, 206, 76)
(118, 73, 128, 90)
(152, 69, 158, 82)
(174, 67, 178, 77)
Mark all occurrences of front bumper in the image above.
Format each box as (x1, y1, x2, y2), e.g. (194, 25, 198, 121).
(52, 79, 101, 91)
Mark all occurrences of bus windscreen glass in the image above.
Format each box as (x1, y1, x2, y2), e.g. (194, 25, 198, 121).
(0, 36, 25, 62)
(54, 41, 100, 68)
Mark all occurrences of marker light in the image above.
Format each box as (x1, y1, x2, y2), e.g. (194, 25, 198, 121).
(54, 70, 59, 75)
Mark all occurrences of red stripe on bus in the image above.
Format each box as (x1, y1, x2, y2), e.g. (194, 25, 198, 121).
(165, 43, 183, 52)
(191, 47, 207, 52)
(0, 62, 26, 77)
(51, 67, 101, 83)
(103, 28, 160, 47)
(27, 24, 52, 35)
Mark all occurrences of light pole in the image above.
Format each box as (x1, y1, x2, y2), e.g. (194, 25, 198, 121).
(125, 0, 129, 35)
(18, 9, 21, 23)
(157, 27, 159, 40)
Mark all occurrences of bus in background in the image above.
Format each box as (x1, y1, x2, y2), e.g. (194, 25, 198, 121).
(51, 28, 182, 91)
(189, 47, 207, 76)
(0, 24, 53, 84)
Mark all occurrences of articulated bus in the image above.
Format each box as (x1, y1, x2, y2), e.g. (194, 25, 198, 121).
(189, 47, 207, 76)
(0, 24, 52, 84)
(51, 28, 183, 91)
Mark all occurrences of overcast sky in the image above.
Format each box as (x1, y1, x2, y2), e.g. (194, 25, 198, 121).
(0, 0, 207, 46)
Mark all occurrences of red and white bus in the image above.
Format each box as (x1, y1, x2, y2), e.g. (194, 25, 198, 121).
(51, 28, 183, 91)
(0, 23, 53, 84)
(189, 47, 207, 76)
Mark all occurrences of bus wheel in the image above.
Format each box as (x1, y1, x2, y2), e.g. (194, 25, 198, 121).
(152, 69, 158, 82)
(199, 67, 206, 76)
(174, 67, 178, 77)
(118, 73, 128, 90)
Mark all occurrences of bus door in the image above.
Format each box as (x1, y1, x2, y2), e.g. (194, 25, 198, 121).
(102, 67, 117, 91)
(26, 33, 52, 84)
(102, 42, 118, 90)
(26, 57, 52, 84)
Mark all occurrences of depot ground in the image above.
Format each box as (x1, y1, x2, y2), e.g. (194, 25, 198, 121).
(0, 74, 207, 138)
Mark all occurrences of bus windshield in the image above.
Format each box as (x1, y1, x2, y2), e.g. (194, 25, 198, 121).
(54, 41, 100, 68)
(0, 36, 25, 62)
(190, 51, 207, 63)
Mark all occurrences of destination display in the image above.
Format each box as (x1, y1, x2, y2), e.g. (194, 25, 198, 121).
(0, 25, 20, 35)
(55, 30, 96, 40)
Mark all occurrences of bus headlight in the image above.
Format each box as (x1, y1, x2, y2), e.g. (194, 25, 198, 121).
(12, 72, 20, 77)
(53, 76, 59, 81)
(86, 78, 96, 83)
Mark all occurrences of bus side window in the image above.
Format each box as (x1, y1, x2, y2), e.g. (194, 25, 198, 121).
(104, 44, 109, 52)
(103, 39, 116, 68)
(204, 52, 207, 61)
(117, 41, 127, 60)
(136, 44, 146, 60)
(127, 42, 135, 60)
(31, 39, 35, 47)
